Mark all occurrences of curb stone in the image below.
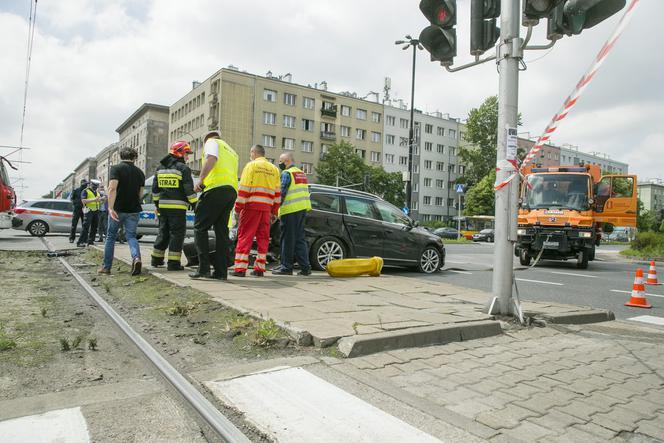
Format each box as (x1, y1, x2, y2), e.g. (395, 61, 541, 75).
(537, 310, 615, 325)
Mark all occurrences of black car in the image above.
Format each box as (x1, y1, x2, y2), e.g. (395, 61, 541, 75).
(472, 229, 495, 242)
(433, 227, 459, 239)
(295, 185, 445, 273)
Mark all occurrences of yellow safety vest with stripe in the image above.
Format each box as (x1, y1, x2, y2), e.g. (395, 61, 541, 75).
(202, 139, 239, 192)
(278, 166, 311, 217)
(83, 188, 101, 212)
(153, 165, 198, 211)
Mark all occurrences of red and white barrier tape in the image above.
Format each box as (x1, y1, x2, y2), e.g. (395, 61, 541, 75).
(495, 0, 640, 191)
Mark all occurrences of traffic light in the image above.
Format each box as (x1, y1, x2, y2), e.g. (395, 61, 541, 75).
(547, 0, 626, 39)
(523, 0, 564, 26)
(470, 0, 500, 56)
(419, 0, 457, 66)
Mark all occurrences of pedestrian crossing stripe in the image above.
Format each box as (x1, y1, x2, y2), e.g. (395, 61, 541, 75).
(627, 315, 664, 326)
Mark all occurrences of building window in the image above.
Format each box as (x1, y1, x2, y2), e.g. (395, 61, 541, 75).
(448, 164, 455, 173)
(283, 115, 296, 128)
(321, 144, 330, 156)
(385, 134, 395, 145)
(371, 132, 381, 143)
(448, 198, 455, 207)
(301, 162, 313, 174)
(425, 142, 433, 151)
(340, 105, 351, 117)
(449, 147, 456, 156)
(437, 127, 444, 136)
(340, 126, 350, 137)
(284, 93, 296, 106)
(448, 129, 457, 138)
(400, 137, 409, 147)
(436, 179, 445, 188)
(262, 135, 276, 147)
(435, 197, 444, 206)
(386, 115, 396, 126)
(372, 112, 381, 123)
(356, 129, 366, 140)
(283, 138, 295, 150)
(370, 151, 380, 163)
(437, 144, 444, 154)
(356, 109, 367, 120)
(425, 124, 433, 134)
(356, 149, 366, 159)
(385, 154, 395, 164)
(301, 140, 313, 152)
(399, 156, 408, 165)
(263, 89, 277, 102)
(263, 112, 276, 125)
(413, 183, 419, 192)
(458, 165, 465, 174)
(412, 202, 418, 210)
(303, 97, 315, 109)
(424, 178, 432, 187)
(424, 160, 433, 169)
(413, 146, 419, 155)
(400, 118, 409, 129)
(436, 162, 445, 171)
(413, 164, 420, 173)
(423, 196, 432, 205)
(302, 119, 314, 132)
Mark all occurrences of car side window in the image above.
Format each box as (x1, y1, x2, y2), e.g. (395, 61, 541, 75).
(343, 197, 380, 221)
(311, 193, 340, 213)
(375, 201, 410, 226)
(53, 201, 73, 211)
(32, 201, 53, 209)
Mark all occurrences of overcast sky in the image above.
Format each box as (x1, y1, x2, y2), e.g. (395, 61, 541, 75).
(1, 0, 661, 198)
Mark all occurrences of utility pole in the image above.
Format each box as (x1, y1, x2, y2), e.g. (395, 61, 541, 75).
(490, 0, 522, 315)
(457, 193, 462, 240)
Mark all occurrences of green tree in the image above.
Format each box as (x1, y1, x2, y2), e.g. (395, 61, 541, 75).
(464, 170, 496, 216)
(458, 96, 499, 188)
(316, 141, 404, 207)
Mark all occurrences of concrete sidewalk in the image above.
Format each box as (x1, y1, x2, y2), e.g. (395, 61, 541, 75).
(94, 242, 614, 356)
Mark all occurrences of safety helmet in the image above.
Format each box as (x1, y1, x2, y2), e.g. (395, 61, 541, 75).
(90, 179, 101, 188)
(169, 141, 192, 158)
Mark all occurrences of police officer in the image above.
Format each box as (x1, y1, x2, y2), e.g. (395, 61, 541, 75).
(151, 141, 198, 271)
(272, 152, 312, 276)
(77, 179, 102, 247)
(189, 131, 239, 280)
(69, 179, 87, 243)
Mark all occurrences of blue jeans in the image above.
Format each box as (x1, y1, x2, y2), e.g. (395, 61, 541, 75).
(103, 212, 140, 270)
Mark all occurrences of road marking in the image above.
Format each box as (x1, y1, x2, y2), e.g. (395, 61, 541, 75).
(549, 271, 598, 278)
(610, 290, 664, 299)
(446, 270, 473, 275)
(516, 278, 564, 286)
(628, 315, 664, 326)
(208, 367, 441, 443)
(0, 407, 90, 443)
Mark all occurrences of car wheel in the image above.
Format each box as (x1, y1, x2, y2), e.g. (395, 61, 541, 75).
(418, 246, 442, 274)
(27, 220, 49, 237)
(519, 249, 532, 266)
(310, 237, 346, 271)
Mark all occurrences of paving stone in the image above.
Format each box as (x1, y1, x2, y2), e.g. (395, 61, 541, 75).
(583, 392, 630, 409)
(554, 399, 610, 421)
(360, 352, 405, 368)
(425, 365, 463, 379)
(371, 365, 405, 378)
(448, 399, 496, 419)
(346, 357, 379, 370)
(559, 379, 606, 396)
(591, 406, 650, 432)
(475, 404, 540, 430)
(529, 409, 586, 430)
(573, 422, 620, 440)
(396, 369, 437, 385)
(476, 390, 522, 410)
(467, 379, 511, 396)
(391, 359, 435, 373)
(538, 426, 608, 443)
(600, 385, 642, 403)
(640, 389, 664, 407)
(620, 398, 664, 417)
(501, 420, 557, 442)
(497, 382, 546, 400)
(636, 418, 664, 441)
(517, 389, 578, 414)
(440, 386, 484, 405)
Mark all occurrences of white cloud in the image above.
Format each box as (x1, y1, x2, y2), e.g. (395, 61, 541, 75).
(0, 0, 662, 198)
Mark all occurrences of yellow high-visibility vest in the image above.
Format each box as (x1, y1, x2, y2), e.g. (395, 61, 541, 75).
(278, 166, 311, 217)
(83, 188, 101, 212)
(202, 139, 239, 192)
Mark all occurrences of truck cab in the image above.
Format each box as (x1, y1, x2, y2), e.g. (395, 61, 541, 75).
(516, 164, 636, 269)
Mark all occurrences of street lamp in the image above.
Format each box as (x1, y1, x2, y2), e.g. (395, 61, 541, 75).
(395, 36, 422, 219)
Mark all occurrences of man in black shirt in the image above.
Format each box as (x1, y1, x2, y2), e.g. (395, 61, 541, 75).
(100, 147, 145, 276)
(69, 179, 87, 243)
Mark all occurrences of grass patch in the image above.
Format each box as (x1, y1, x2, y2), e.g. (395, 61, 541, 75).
(620, 232, 664, 260)
(444, 238, 472, 244)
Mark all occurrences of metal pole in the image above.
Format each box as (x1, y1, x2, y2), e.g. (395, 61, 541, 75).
(457, 193, 461, 240)
(490, 0, 521, 315)
(406, 41, 417, 218)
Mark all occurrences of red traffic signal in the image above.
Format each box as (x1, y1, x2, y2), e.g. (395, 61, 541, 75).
(420, 0, 456, 28)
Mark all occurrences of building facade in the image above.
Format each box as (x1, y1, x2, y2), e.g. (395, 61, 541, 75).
(169, 68, 384, 176)
(638, 180, 664, 216)
(116, 103, 169, 176)
(382, 104, 464, 222)
(559, 145, 628, 173)
(95, 142, 119, 187)
(518, 138, 560, 167)
(73, 157, 97, 189)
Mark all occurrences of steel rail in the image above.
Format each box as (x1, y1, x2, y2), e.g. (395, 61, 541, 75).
(41, 239, 250, 443)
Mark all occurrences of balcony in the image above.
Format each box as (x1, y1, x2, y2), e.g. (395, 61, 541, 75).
(320, 131, 336, 140)
(321, 105, 337, 118)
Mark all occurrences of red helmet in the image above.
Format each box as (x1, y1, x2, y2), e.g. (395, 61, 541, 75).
(169, 141, 192, 158)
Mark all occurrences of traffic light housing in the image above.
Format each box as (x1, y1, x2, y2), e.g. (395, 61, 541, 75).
(419, 0, 457, 66)
(523, 0, 564, 26)
(547, 0, 626, 39)
(470, 0, 500, 56)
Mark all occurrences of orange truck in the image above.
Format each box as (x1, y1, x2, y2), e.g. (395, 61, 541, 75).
(516, 163, 637, 269)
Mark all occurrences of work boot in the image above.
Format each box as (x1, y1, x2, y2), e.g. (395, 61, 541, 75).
(167, 262, 184, 271)
(151, 258, 164, 267)
(271, 267, 293, 275)
(231, 270, 246, 278)
(250, 270, 264, 277)
(189, 270, 212, 279)
(212, 272, 228, 281)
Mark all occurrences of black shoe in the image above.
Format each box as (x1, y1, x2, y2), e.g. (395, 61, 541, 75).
(167, 263, 184, 271)
(251, 270, 264, 277)
(231, 270, 246, 277)
(76, 243, 85, 248)
(131, 258, 142, 276)
(298, 269, 312, 276)
(189, 271, 212, 279)
(272, 268, 293, 275)
(69, 238, 74, 244)
(212, 273, 227, 281)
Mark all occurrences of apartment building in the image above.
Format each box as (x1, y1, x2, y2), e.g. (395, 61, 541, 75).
(559, 145, 628, 173)
(73, 157, 97, 189)
(517, 137, 560, 167)
(116, 103, 169, 175)
(638, 179, 664, 215)
(169, 67, 384, 176)
(95, 142, 119, 187)
(382, 103, 464, 222)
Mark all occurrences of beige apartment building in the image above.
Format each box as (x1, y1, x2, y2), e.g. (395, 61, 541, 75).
(116, 103, 169, 176)
(169, 68, 384, 177)
(95, 142, 119, 187)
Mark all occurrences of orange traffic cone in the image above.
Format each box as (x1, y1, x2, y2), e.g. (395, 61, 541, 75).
(625, 269, 652, 308)
(645, 261, 662, 286)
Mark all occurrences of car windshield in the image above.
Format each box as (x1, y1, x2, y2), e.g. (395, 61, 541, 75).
(524, 174, 590, 211)
(480, 229, 493, 234)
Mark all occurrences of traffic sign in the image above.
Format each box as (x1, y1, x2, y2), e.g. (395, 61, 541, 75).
(402, 206, 410, 215)
(455, 183, 465, 193)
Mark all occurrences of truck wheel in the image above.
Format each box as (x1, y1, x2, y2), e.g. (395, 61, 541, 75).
(589, 246, 596, 261)
(577, 250, 589, 269)
(519, 249, 531, 266)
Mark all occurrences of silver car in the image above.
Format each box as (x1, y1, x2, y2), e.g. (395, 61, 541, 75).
(138, 176, 197, 237)
(13, 199, 78, 236)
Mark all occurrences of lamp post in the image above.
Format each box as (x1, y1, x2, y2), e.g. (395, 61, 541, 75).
(395, 36, 422, 219)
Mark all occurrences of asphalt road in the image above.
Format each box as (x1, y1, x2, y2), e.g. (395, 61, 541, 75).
(398, 241, 664, 320)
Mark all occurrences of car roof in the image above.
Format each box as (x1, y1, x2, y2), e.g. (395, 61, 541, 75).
(309, 184, 383, 201)
(21, 198, 71, 203)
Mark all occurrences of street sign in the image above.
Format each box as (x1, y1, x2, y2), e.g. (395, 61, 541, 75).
(455, 183, 465, 193)
(402, 206, 410, 215)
